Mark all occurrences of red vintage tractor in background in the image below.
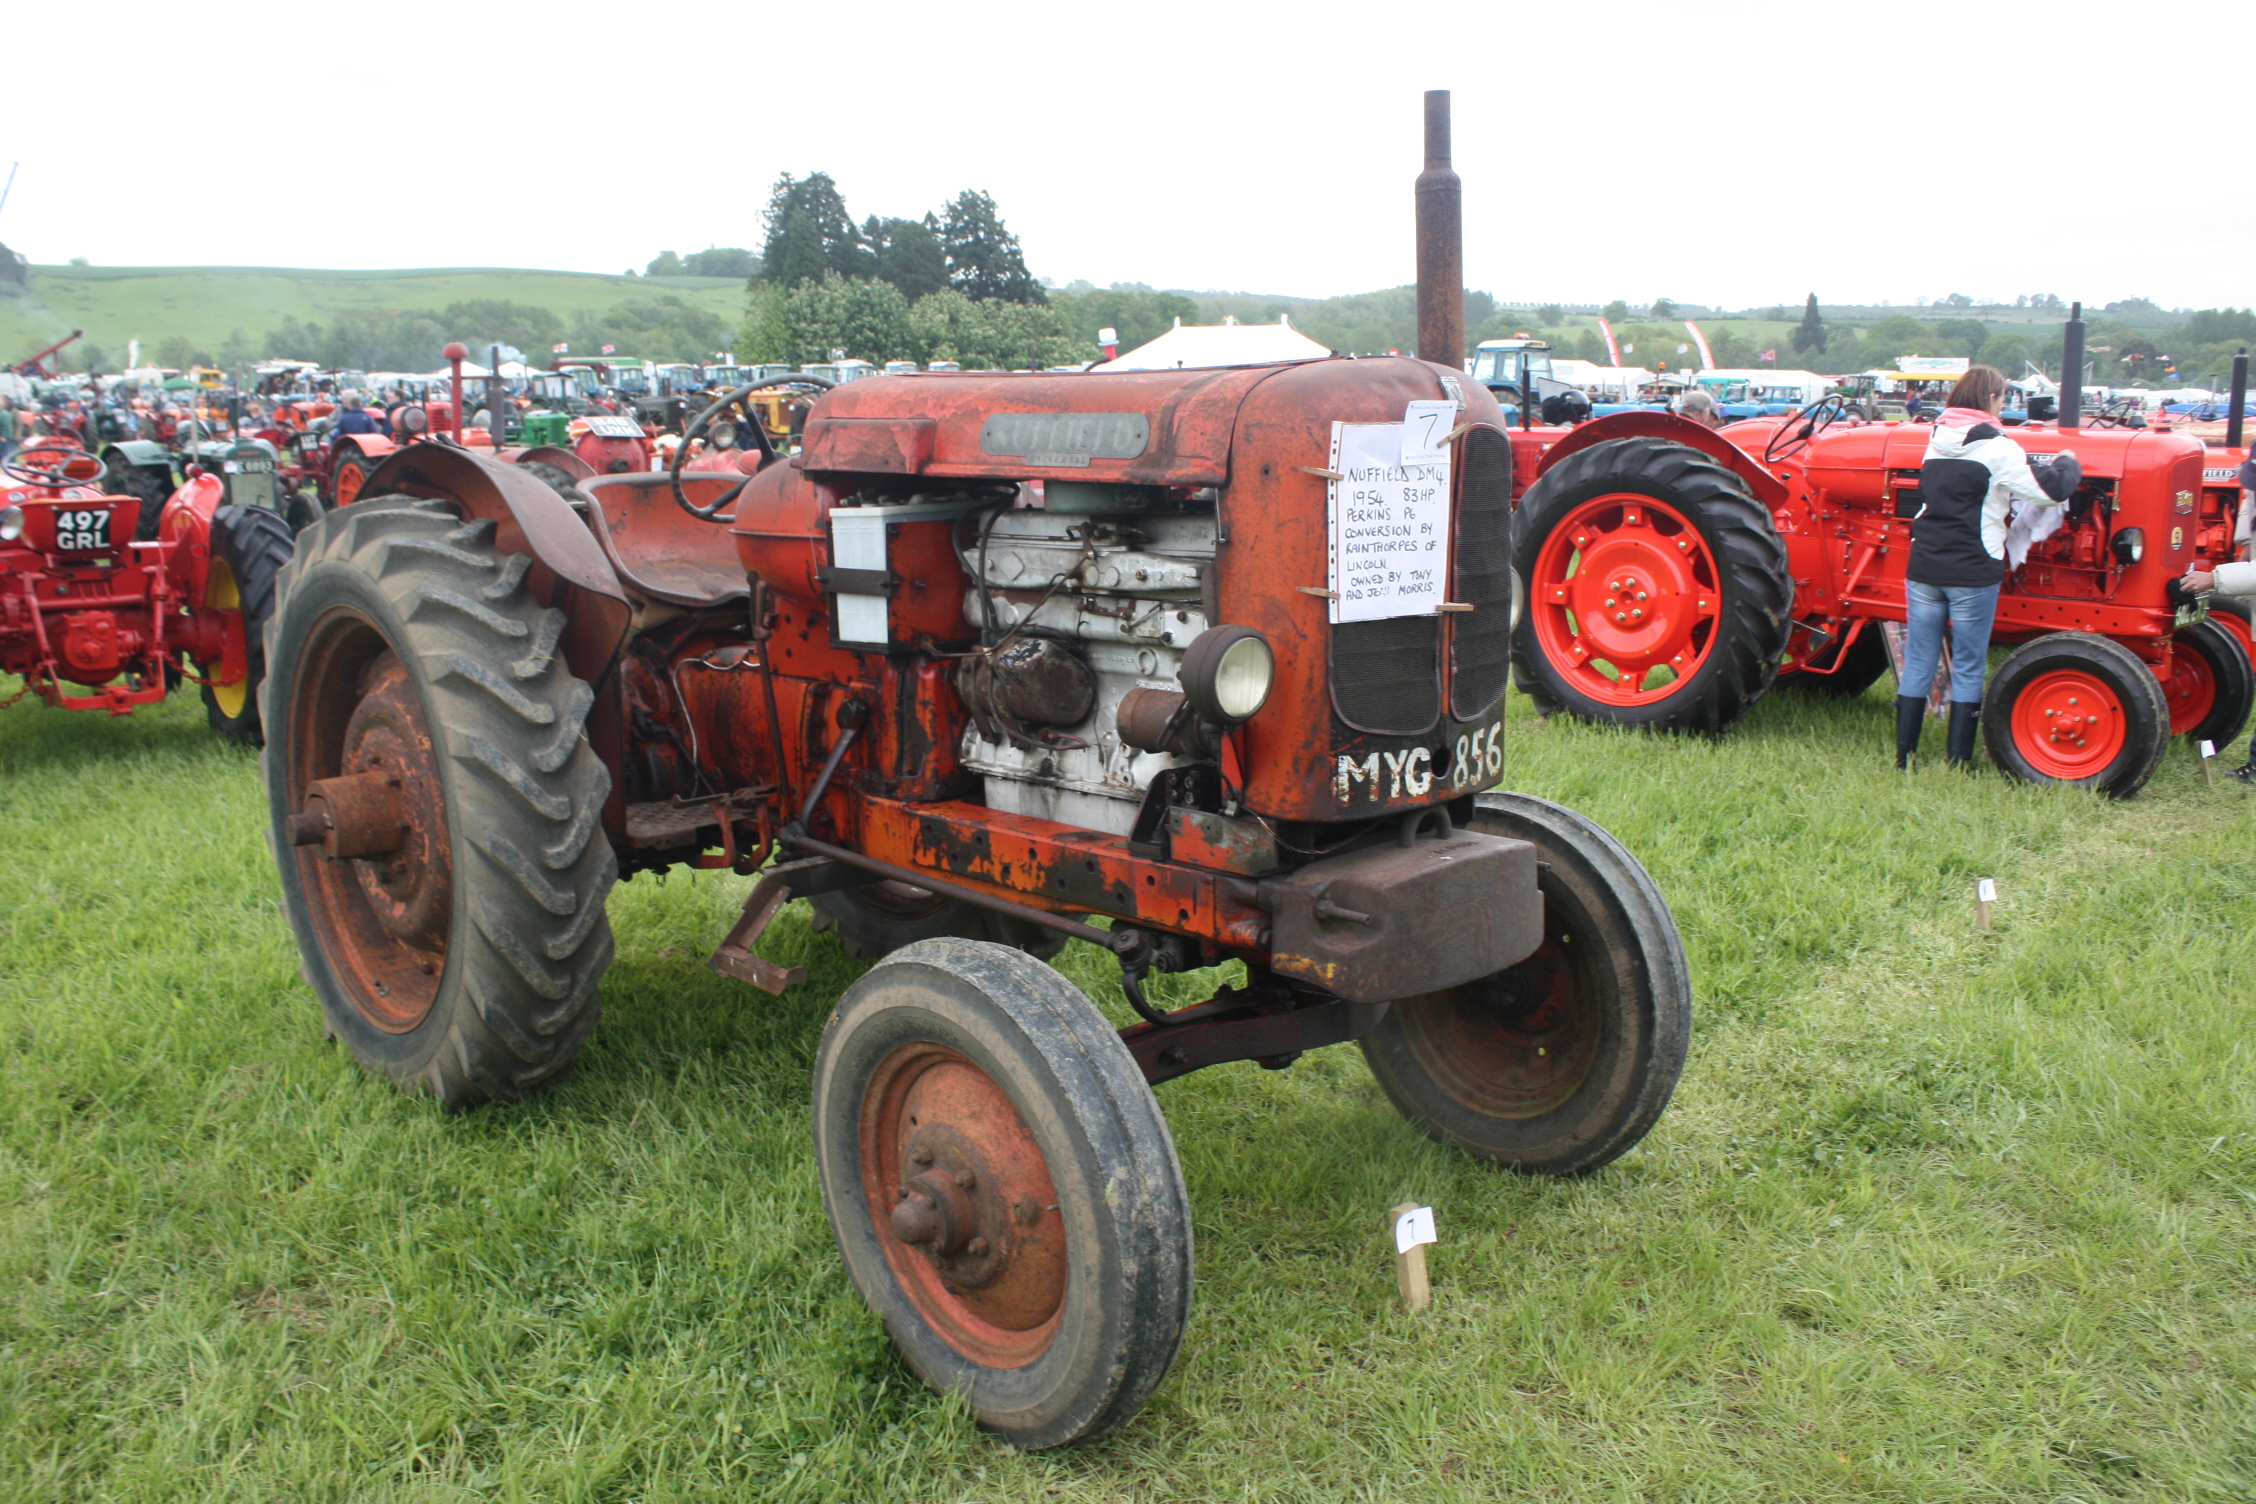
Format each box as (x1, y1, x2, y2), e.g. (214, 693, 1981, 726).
(1503, 330, 2242, 797)
(1, 440, 292, 742)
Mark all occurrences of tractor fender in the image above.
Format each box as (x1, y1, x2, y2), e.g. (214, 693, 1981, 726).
(1531, 410, 1789, 510)
(513, 444, 597, 481)
(356, 443, 632, 697)
(157, 471, 225, 605)
(101, 439, 172, 469)
(339, 434, 398, 462)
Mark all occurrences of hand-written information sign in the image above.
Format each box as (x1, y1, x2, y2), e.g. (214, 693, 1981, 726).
(1327, 421, 1452, 624)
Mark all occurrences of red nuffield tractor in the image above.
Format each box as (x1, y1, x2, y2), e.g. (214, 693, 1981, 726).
(1503, 360, 2241, 797)
(2, 440, 292, 740)
(259, 292, 1694, 1448)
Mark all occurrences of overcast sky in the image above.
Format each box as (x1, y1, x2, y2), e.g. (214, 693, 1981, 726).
(6, 1, 2248, 311)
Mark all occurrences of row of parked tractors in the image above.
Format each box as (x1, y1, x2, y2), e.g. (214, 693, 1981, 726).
(5, 99, 2245, 1451)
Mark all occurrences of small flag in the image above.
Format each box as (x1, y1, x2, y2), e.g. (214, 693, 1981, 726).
(552, 343, 568, 354)
(601, 344, 616, 355)
(1761, 349, 1777, 361)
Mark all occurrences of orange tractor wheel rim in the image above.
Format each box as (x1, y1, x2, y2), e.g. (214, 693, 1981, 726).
(858, 1042, 1068, 1370)
(1530, 494, 1720, 704)
(2160, 643, 2216, 736)
(2011, 669, 2128, 779)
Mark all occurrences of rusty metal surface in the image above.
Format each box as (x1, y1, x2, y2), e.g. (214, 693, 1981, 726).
(1164, 807, 1280, 876)
(582, 474, 753, 608)
(796, 364, 1297, 487)
(858, 1041, 1068, 1361)
(1120, 983, 1389, 1085)
(288, 639, 451, 1034)
(1414, 89, 1464, 367)
(1259, 825, 1542, 1003)
(297, 771, 407, 860)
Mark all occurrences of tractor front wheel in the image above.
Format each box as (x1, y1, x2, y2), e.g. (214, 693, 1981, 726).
(1512, 436, 1791, 734)
(330, 447, 377, 509)
(1360, 791, 1691, 1175)
(199, 504, 294, 746)
(812, 938, 1192, 1448)
(2163, 616, 2256, 748)
(260, 495, 615, 1107)
(1982, 632, 2171, 798)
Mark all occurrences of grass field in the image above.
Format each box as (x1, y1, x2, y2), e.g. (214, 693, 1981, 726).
(0, 267, 748, 367)
(2, 676, 2253, 1502)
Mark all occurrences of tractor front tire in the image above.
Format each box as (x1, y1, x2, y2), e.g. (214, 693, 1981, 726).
(1981, 632, 2171, 798)
(331, 449, 377, 509)
(201, 504, 294, 746)
(1360, 791, 1691, 1175)
(813, 938, 1192, 1448)
(260, 496, 615, 1108)
(1512, 436, 1791, 734)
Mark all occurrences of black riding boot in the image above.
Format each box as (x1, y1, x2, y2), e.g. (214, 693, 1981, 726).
(1894, 696, 1926, 769)
(1946, 700, 1981, 770)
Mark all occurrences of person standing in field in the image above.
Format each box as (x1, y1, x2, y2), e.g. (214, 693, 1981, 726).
(0, 397, 18, 464)
(1894, 365, 2069, 770)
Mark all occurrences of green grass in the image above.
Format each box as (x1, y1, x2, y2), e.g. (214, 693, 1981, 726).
(2, 679, 2253, 1501)
(0, 267, 747, 367)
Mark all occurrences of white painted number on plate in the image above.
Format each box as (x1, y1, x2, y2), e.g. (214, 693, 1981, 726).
(53, 508, 110, 551)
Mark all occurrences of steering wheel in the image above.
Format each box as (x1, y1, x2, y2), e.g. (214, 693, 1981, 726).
(2, 441, 109, 490)
(1762, 393, 1845, 465)
(2086, 396, 2142, 429)
(669, 373, 835, 522)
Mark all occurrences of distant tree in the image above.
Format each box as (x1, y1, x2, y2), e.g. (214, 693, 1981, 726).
(266, 316, 324, 362)
(1977, 333, 2030, 374)
(908, 289, 1088, 368)
(1574, 329, 1608, 362)
(156, 336, 202, 370)
(440, 300, 565, 356)
(2103, 297, 2168, 325)
(1048, 285, 1199, 354)
(1465, 290, 1497, 327)
(738, 284, 791, 364)
(1933, 318, 1989, 358)
(0, 240, 26, 286)
(217, 329, 254, 371)
(1535, 303, 1565, 326)
(682, 246, 758, 279)
(76, 342, 115, 375)
(1790, 293, 1827, 355)
(645, 250, 687, 277)
(1649, 298, 1676, 320)
(867, 215, 949, 302)
(758, 172, 867, 287)
(780, 273, 916, 364)
(2183, 308, 2256, 344)
(941, 190, 1043, 304)
(1602, 299, 1630, 323)
(1942, 292, 1973, 309)
(68, 256, 89, 267)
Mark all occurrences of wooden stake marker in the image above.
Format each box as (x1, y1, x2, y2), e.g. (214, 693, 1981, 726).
(2201, 739, 2217, 786)
(1976, 877, 1996, 933)
(1390, 1202, 1436, 1312)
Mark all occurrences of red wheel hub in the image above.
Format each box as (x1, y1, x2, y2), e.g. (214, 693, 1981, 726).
(2160, 642, 2216, 736)
(860, 1043, 1067, 1369)
(1530, 494, 1720, 703)
(2010, 669, 2128, 779)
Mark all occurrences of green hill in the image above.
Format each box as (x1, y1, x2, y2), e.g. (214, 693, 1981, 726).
(0, 265, 747, 368)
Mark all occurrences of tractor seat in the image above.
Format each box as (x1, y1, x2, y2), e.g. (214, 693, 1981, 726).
(580, 474, 753, 609)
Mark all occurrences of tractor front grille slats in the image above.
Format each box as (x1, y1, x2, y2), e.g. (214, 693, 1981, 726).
(1331, 614, 1441, 734)
(1450, 426, 1514, 719)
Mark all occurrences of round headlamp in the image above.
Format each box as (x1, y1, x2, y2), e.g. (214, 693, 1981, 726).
(1181, 625, 1275, 724)
(2112, 526, 2144, 566)
(0, 505, 22, 543)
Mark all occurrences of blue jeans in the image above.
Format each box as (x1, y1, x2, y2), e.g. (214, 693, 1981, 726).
(1902, 580, 2001, 704)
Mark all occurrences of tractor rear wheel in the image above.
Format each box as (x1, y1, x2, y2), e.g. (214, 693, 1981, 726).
(1981, 632, 2171, 798)
(2161, 617, 2255, 747)
(1359, 791, 1691, 1175)
(812, 938, 1192, 1449)
(1775, 621, 1890, 698)
(199, 504, 294, 746)
(260, 495, 615, 1107)
(1512, 436, 1792, 734)
(109, 457, 176, 542)
(811, 883, 1069, 962)
(330, 448, 377, 508)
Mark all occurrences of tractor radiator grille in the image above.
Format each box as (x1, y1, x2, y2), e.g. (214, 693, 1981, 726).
(1332, 615, 1441, 734)
(1450, 426, 1515, 719)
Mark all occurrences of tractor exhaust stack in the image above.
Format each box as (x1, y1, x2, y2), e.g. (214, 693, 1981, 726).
(1414, 89, 1463, 371)
(2228, 347, 2247, 450)
(2058, 303, 2085, 431)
